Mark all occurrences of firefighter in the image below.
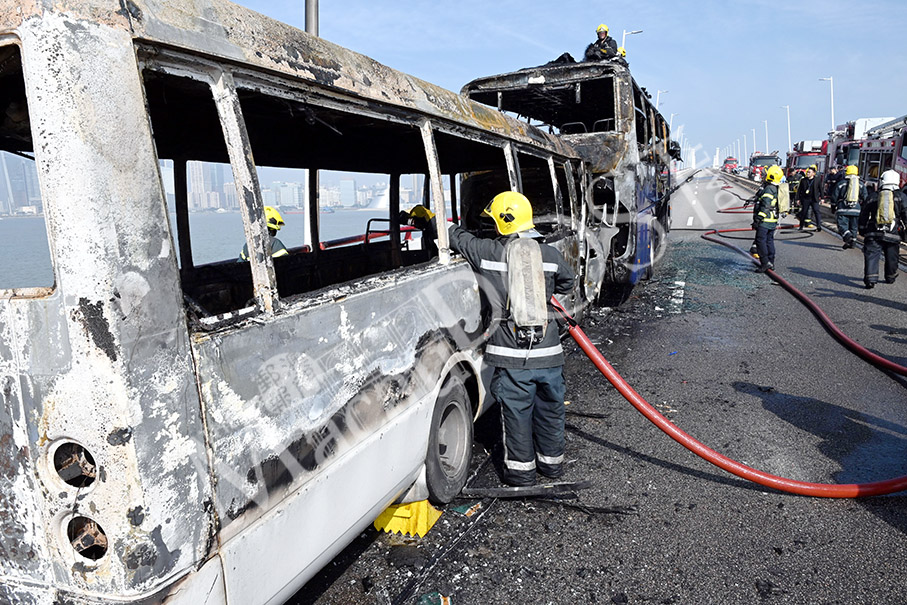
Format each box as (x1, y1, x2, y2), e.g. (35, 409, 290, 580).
(752, 165, 783, 272)
(832, 165, 867, 249)
(584, 23, 619, 61)
(615, 46, 629, 66)
(825, 165, 843, 208)
(797, 164, 822, 231)
(858, 170, 907, 288)
(408, 192, 576, 486)
(239, 206, 289, 260)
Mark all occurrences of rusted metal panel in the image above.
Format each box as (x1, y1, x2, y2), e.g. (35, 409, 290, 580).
(420, 120, 450, 264)
(0, 0, 38, 32)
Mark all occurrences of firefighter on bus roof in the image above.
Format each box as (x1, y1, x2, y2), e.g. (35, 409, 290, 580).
(832, 165, 867, 249)
(407, 193, 576, 487)
(584, 23, 619, 61)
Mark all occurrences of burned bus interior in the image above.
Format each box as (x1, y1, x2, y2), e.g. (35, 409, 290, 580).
(142, 64, 575, 322)
(463, 69, 616, 136)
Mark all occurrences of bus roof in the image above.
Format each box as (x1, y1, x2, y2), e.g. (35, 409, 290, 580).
(462, 61, 631, 132)
(2, 0, 577, 160)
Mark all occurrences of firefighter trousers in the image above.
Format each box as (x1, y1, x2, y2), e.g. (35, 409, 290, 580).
(491, 366, 566, 485)
(863, 236, 900, 285)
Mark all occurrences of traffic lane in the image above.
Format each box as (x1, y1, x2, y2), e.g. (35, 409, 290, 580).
(670, 169, 755, 231)
(293, 231, 907, 605)
(672, 167, 904, 372)
(671, 171, 906, 480)
(551, 230, 907, 604)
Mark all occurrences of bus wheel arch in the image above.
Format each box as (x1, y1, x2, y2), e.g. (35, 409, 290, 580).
(425, 368, 474, 504)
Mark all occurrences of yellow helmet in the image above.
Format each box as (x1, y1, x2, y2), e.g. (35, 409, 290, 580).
(264, 206, 285, 231)
(596, 24, 609, 34)
(408, 205, 435, 222)
(483, 191, 534, 236)
(765, 165, 783, 184)
(808, 164, 817, 172)
(618, 46, 626, 57)
(845, 164, 858, 176)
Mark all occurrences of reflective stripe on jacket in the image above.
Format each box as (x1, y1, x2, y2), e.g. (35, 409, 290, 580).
(753, 183, 779, 230)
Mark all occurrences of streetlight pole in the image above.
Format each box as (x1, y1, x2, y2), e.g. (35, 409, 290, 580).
(656, 90, 668, 109)
(305, 0, 319, 36)
(669, 113, 678, 131)
(743, 134, 748, 165)
(818, 77, 835, 131)
(752, 128, 757, 153)
(622, 29, 643, 48)
(763, 120, 769, 152)
(781, 105, 792, 153)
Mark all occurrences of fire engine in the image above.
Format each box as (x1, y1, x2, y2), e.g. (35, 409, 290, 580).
(858, 114, 907, 189)
(826, 117, 893, 174)
(748, 152, 781, 182)
(785, 141, 827, 196)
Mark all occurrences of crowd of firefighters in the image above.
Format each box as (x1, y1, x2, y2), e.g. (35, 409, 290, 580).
(750, 163, 907, 288)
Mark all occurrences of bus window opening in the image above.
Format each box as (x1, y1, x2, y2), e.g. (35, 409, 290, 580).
(0, 45, 53, 292)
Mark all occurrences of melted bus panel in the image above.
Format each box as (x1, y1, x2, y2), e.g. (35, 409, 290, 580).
(0, 7, 215, 603)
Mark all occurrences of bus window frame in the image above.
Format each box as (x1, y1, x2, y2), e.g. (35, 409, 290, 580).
(419, 120, 450, 264)
(0, 39, 56, 299)
(512, 145, 565, 238)
(139, 57, 278, 317)
(232, 72, 453, 267)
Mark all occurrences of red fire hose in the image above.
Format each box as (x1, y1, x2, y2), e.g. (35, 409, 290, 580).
(551, 224, 907, 497)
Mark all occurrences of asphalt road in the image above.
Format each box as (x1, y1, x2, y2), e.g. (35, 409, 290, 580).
(289, 169, 907, 605)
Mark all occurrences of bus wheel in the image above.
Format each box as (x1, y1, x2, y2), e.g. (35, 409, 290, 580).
(426, 373, 473, 504)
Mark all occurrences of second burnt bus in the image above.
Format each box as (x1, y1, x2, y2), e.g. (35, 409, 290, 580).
(462, 58, 678, 303)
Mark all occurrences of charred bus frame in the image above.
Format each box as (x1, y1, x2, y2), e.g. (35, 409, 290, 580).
(462, 60, 677, 301)
(0, 1, 603, 603)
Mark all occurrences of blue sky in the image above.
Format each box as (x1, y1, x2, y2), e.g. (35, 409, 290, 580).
(233, 1, 907, 164)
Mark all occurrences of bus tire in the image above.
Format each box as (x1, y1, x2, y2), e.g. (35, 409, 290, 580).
(425, 373, 473, 504)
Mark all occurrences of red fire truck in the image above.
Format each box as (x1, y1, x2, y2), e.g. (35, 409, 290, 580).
(858, 114, 907, 189)
(785, 141, 827, 178)
(785, 141, 827, 197)
(748, 152, 781, 182)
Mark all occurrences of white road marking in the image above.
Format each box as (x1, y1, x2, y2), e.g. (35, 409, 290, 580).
(670, 278, 686, 314)
(686, 216, 694, 227)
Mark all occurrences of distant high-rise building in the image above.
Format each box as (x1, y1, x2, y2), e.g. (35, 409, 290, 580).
(188, 161, 228, 210)
(339, 179, 356, 207)
(223, 181, 238, 210)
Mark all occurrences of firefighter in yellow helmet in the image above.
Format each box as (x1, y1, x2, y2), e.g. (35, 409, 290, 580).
(752, 165, 783, 272)
(584, 23, 618, 61)
(407, 192, 576, 487)
(832, 165, 868, 249)
(239, 206, 289, 261)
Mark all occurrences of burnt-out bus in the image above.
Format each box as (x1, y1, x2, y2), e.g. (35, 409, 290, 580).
(0, 1, 609, 603)
(462, 59, 678, 301)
